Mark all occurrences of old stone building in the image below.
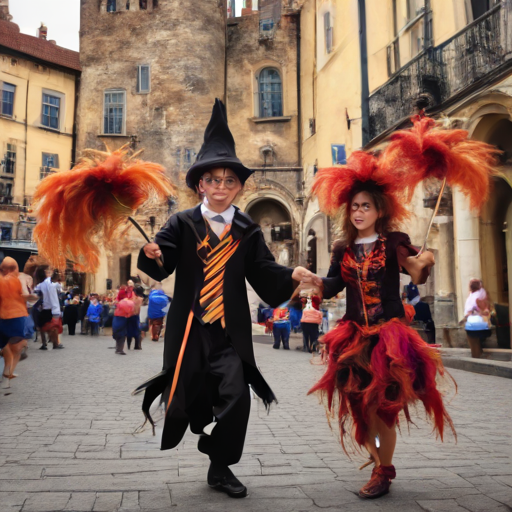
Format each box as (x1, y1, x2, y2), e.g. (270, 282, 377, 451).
(297, 0, 512, 347)
(227, 1, 302, 267)
(77, 0, 227, 289)
(77, 0, 305, 291)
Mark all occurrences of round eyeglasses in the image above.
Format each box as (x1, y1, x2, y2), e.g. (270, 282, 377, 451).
(201, 177, 239, 189)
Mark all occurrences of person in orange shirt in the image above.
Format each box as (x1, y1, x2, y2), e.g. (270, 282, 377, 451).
(0, 257, 37, 385)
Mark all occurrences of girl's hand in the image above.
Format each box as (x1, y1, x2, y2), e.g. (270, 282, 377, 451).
(291, 266, 323, 287)
(144, 243, 162, 260)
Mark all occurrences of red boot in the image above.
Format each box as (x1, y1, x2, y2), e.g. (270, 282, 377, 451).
(359, 465, 396, 499)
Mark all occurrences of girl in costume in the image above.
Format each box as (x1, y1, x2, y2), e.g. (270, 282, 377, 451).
(309, 114, 499, 499)
(309, 150, 455, 499)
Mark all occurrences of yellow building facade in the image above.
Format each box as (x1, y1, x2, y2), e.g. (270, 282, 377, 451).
(0, 18, 80, 248)
(299, 0, 512, 346)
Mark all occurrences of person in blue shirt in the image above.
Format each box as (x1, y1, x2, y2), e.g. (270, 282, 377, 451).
(147, 284, 170, 342)
(86, 294, 102, 336)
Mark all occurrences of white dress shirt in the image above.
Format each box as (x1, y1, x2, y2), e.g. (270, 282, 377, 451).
(200, 200, 235, 238)
(34, 277, 62, 316)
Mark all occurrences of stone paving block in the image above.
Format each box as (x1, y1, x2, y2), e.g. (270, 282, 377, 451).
(23, 492, 71, 511)
(299, 481, 361, 508)
(119, 491, 140, 511)
(63, 492, 97, 511)
(0, 492, 28, 511)
(92, 492, 123, 512)
(138, 489, 171, 510)
(456, 494, 512, 512)
(417, 499, 476, 511)
(492, 491, 512, 508)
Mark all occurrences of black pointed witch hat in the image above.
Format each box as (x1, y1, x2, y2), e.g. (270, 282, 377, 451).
(186, 99, 253, 189)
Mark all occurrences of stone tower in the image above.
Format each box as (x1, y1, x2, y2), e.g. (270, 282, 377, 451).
(77, 0, 226, 180)
(77, 0, 227, 289)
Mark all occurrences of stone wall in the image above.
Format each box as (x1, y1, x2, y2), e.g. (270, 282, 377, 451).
(227, 9, 303, 265)
(77, 0, 227, 185)
(77, 0, 228, 291)
(226, 11, 299, 169)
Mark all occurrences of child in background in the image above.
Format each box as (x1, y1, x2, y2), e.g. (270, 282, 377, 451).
(272, 307, 291, 350)
(300, 295, 323, 353)
(86, 294, 102, 336)
(112, 298, 135, 355)
(147, 284, 170, 342)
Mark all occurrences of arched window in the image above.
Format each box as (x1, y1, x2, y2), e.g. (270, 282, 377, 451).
(258, 68, 283, 118)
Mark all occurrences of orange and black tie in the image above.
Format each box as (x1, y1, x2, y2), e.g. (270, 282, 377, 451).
(198, 223, 240, 328)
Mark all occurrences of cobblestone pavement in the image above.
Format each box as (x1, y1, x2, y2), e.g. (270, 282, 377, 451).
(1, 334, 511, 512)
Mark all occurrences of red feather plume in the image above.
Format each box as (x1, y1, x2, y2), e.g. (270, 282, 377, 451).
(381, 115, 500, 211)
(312, 151, 410, 225)
(32, 145, 175, 273)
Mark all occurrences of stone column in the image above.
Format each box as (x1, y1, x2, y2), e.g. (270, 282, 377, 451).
(453, 189, 482, 322)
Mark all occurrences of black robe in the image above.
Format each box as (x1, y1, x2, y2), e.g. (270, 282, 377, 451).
(137, 205, 295, 450)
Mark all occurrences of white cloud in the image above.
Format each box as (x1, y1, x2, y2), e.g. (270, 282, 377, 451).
(9, 0, 80, 51)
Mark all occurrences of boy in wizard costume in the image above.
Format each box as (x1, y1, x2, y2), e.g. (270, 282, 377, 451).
(136, 99, 316, 498)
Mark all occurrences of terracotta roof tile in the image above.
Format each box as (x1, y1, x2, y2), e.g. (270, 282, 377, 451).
(0, 20, 80, 71)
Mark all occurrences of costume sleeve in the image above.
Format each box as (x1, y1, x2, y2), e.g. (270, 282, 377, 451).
(245, 231, 295, 307)
(321, 250, 346, 299)
(395, 232, 434, 285)
(137, 214, 181, 281)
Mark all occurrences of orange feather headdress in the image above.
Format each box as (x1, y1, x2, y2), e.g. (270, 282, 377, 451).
(32, 145, 175, 273)
(313, 115, 500, 231)
(380, 115, 500, 211)
(312, 150, 410, 225)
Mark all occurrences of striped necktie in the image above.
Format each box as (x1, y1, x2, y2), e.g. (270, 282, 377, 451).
(198, 225, 239, 328)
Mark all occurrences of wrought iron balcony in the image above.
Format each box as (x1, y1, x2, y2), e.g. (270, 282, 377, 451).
(369, 2, 511, 141)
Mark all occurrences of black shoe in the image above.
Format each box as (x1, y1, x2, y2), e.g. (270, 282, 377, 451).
(53, 345, 65, 349)
(207, 463, 247, 499)
(39, 345, 48, 350)
(272, 346, 279, 349)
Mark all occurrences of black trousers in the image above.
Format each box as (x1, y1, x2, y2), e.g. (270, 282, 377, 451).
(189, 322, 251, 466)
(301, 322, 319, 351)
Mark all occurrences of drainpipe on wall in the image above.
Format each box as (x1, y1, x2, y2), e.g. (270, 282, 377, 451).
(296, 10, 302, 169)
(358, 0, 370, 146)
(23, 78, 29, 211)
(71, 73, 80, 166)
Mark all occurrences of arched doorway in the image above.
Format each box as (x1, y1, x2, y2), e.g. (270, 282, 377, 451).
(304, 213, 331, 276)
(475, 115, 512, 347)
(246, 198, 295, 266)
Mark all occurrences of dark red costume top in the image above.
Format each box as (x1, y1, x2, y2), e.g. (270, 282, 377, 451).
(309, 232, 455, 453)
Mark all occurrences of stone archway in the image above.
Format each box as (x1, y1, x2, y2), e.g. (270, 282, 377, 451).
(304, 213, 330, 276)
(245, 197, 297, 266)
(473, 115, 512, 347)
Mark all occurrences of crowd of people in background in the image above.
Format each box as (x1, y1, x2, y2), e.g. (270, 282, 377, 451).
(1, 252, 503, 388)
(259, 294, 327, 354)
(0, 256, 172, 386)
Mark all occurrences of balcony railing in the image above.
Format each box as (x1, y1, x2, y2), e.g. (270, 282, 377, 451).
(368, 2, 511, 141)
